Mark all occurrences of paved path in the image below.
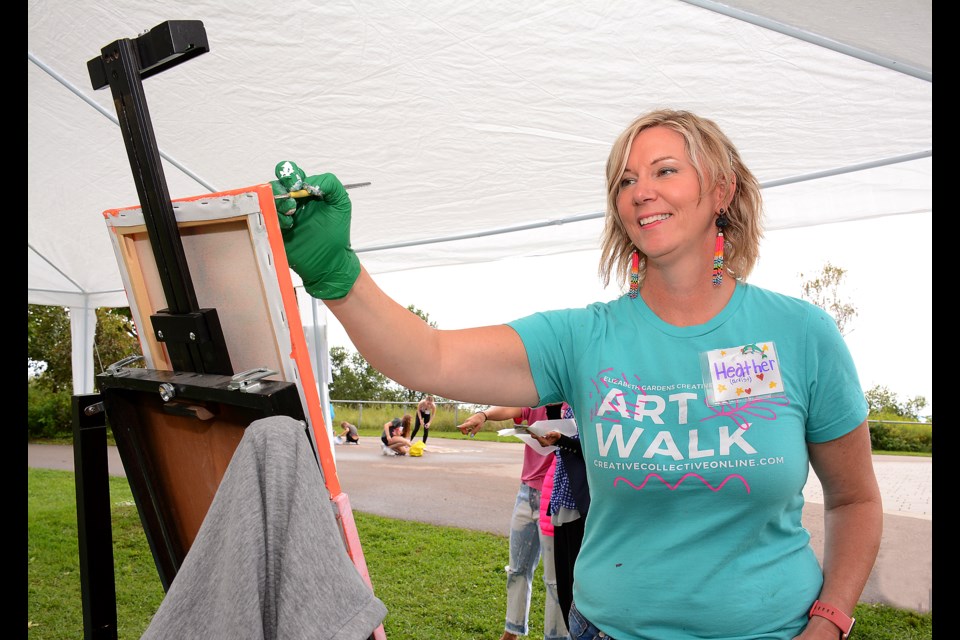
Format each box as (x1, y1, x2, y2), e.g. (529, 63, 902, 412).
(28, 439, 932, 613)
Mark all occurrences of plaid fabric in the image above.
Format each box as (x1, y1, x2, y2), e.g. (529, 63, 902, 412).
(549, 406, 579, 514)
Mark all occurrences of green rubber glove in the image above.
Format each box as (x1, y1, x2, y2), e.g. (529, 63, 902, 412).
(271, 161, 361, 300)
(269, 179, 297, 229)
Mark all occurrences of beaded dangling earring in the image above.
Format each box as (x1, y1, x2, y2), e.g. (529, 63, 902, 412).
(628, 249, 640, 299)
(712, 210, 729, 287)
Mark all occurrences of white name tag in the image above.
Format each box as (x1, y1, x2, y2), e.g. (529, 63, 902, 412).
(700, 341, 784, 406)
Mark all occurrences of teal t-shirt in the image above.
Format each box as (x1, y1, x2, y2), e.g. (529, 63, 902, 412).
(508, 282, 866, 640)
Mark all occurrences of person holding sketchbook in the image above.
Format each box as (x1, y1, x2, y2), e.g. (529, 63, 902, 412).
(456, 404, 570, 640)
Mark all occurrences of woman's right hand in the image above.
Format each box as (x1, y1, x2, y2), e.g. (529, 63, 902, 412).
(456, 413, 486, 436)
(271, 164, 361, 300)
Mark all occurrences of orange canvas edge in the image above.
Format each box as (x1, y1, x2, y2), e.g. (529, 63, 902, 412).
(250, 183, 343, 498)
(252, 183, 383, 610)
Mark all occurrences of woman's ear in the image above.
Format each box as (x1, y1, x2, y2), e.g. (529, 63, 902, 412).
(716, 174, 737, 210)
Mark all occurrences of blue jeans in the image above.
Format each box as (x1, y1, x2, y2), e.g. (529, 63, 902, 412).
(504, 482, 567, 640)
(567, 601, 614, 639)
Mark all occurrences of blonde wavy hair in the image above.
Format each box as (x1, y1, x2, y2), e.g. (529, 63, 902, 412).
(598, 109, 764, 291)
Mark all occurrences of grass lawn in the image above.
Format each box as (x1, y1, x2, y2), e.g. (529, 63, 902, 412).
(27, 464, 931, 639)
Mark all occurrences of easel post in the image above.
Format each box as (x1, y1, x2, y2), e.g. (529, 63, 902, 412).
(76, 20, 229, 638)
(72, 394, 117, 640)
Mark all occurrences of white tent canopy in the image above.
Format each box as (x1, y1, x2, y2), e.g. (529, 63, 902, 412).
(28, 0, 931, 394)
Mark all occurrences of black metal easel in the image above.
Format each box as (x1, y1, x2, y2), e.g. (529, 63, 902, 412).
(74, 21, 307, 640)
(87, 20, 231, 376)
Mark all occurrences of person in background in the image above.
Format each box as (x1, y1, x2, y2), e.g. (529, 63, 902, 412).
(537, 454, 558, 631)
(457, 404, 568, 640)
(410, 394, 436, 444)
(529, 424, 588, 626)
(469, 404, 587, 628)
(381, 415, 413, 455)
(336, 421, 360, 445)
(270, 108, 881, 639)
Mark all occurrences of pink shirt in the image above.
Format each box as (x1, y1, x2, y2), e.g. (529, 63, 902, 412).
(539, 455, 557, 537)
(517, 405, 567, 489)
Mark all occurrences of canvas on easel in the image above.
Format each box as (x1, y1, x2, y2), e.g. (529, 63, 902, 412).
(100, 183, 379, 607)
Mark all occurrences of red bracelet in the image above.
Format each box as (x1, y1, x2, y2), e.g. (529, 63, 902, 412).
(808, 600, 856, 639)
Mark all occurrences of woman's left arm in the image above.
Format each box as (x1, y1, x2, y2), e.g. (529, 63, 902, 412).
(802, 420, 882, 636)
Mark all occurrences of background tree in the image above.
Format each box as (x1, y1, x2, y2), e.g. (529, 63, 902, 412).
(328, 304, 446, 403)
(27, 304, 142, 393)
(797, 267, 929, 421)
(28, 304, 143, 438)
(328, 345, 405, 402)
(27, 305, 69, 383)
(865, 384, 928, 421)
(799, 261, 857, 336)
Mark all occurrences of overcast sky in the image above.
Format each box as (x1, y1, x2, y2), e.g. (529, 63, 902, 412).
(325, 212, 933, 418)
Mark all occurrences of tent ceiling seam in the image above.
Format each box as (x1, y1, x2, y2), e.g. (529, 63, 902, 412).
(678, 0, 931, 82)
(761, 150, 931, 188)
(356, 151, 931, 254)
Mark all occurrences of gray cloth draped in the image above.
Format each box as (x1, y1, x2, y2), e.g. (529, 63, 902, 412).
(141, 415, 388, 640)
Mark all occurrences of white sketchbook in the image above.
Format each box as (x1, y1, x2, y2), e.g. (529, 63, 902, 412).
(497, 418, 578, 456)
